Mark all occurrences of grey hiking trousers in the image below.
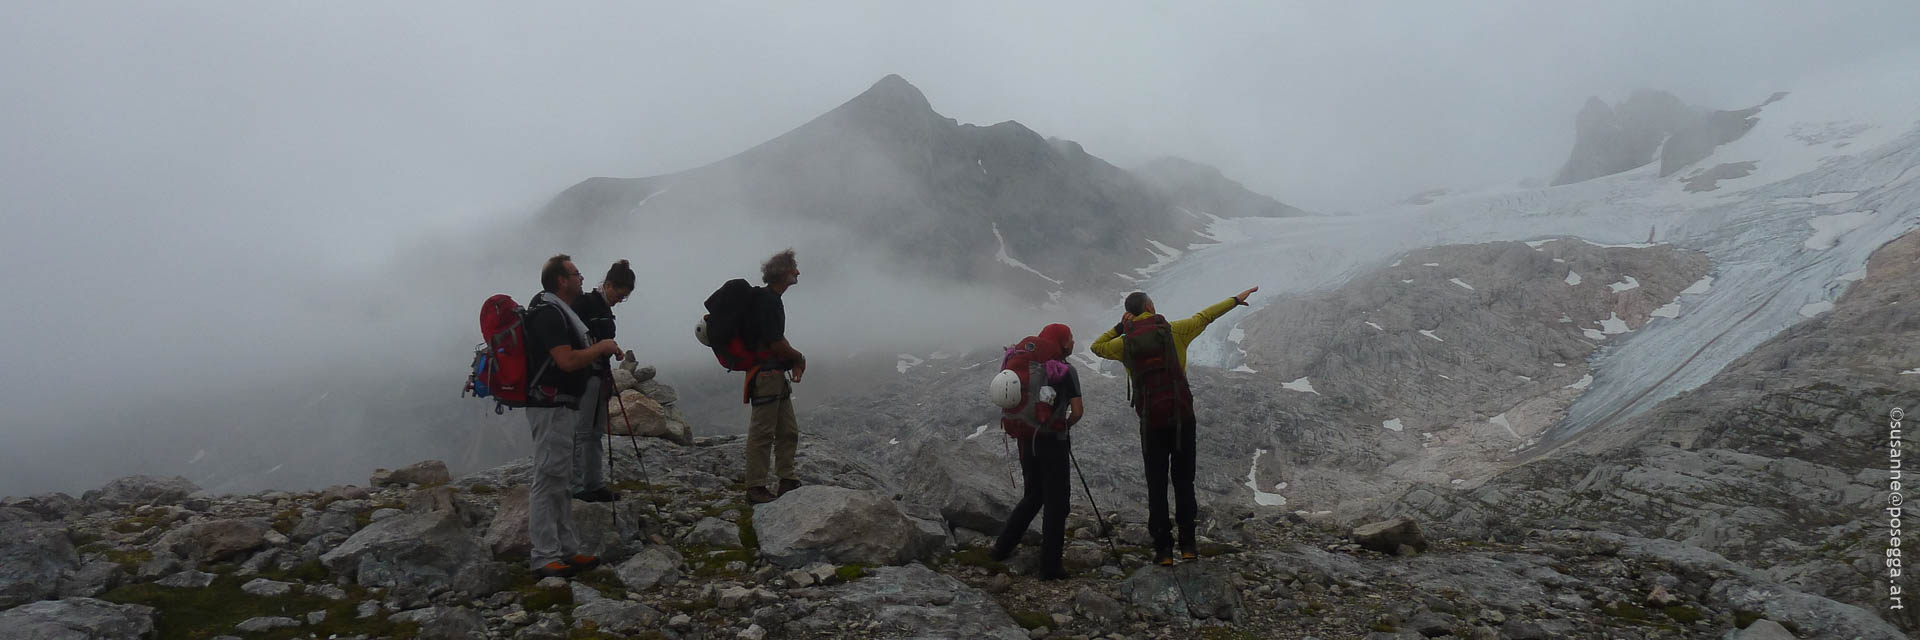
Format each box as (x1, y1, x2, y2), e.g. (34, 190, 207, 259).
(571, 376, 607, 496)
(526, 404, 581, 569)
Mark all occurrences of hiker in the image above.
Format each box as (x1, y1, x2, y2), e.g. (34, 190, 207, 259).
(568, 259, 636, 503)
(523, 254, 624, 578)
(1090, 286, 1257, 565)
(743, 249, 807, 504)
(990, 323, 1083, 580)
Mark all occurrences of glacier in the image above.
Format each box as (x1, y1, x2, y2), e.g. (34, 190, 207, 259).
(1132, 54, 1920, 442)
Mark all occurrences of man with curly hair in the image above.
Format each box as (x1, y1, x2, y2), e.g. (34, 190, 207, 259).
(744, 249, 807, 504)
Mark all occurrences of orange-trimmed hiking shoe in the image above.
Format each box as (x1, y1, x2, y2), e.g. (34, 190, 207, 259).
(532, 560, 579, 579)
(568, 554, 602, 571)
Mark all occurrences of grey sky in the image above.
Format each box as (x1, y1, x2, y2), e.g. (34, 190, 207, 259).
(3, 1, 1917, 489)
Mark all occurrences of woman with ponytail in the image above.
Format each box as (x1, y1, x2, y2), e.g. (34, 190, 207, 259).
(567, 260, 636, 502)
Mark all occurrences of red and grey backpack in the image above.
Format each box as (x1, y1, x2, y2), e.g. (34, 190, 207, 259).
(994, 335, 1068, 439)
(1119, 315, 1194, 430)
(466, 294, 531, 414)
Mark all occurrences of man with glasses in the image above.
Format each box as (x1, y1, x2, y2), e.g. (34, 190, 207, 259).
(523, 254, 623, 578)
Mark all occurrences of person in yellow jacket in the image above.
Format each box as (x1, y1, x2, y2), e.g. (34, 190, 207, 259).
(1090, 286, 1257, 565)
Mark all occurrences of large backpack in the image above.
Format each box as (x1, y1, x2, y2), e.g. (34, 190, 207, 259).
(994, 335, 1068, 439)
(1119, 315, 1194, 430)
(701, 278, 774, 372)
(466, 294, 532, 414)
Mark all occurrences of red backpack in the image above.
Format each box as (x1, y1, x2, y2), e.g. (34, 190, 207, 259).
(1120, 315, 1194, 430)
(997, 335, 1066, 439)
(465, 294, 532, 413)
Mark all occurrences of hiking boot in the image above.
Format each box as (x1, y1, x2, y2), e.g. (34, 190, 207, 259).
(778, 478, 803, 495)
(746, 486, 778, 504)
(1153, 549, 1175, 567)
(567, 554, 602, 571)
(988, 543, 1016, 563)
(1180, 542, 1199, 562)
(1038, 566, 1069, 581)
(572, 487, 618, 503)
(532, 561, 579, 579)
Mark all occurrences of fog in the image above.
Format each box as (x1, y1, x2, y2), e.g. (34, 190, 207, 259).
(4, 1, 1918, 496)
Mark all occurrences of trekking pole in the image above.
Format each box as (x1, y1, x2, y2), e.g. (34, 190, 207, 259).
(609, 380, 665, 523)
(1067, 447, 1121, 566)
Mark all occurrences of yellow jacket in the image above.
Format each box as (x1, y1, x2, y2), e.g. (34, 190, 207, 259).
(1089, 297, 1239, 373)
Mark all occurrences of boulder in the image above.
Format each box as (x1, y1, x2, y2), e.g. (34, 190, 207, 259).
(390, 606, 487, 640)
(154, 570, 217, 588)
(154, 518, 271, 562)
(607, 391, 691, 444)
(572, 500, 644, 562)
(3, 493, 81, 521)
(636, 379, 678, 406)
(371, 460, 451, 488)
(290, 510, 358, 543)
(1350, 516, 1430, 555)
(1120, 562, 1244, 621)
(752, 486, 932, 567)
(0, 597, 156, 640)
(318, 508, 485, 602)
(808, 565, 1026, 639)
(81, 475, 199, 510)
(903, 439, 1019, 534)
(683, 517, 742, 549)
(57, 560, 126, 598)
(235, 616, 301, 632)
(1732, 619, 1799, 640)
(0, 522, 79, 607)
(481, 487, 531, 559)
(240, 578, 295, 597)
(570, 583, 661, 634)
(1073, 588, 1128, 627)
(614, 546, 683, 591)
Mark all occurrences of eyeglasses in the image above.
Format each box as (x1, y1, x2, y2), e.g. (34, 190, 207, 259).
(567, 272, 583, 278)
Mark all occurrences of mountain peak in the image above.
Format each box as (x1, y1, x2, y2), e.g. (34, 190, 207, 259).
(845, 74, 934, 116)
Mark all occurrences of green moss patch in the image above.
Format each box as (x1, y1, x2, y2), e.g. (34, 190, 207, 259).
(1008, 609, 1050, 629)
(100, 574, 416, 640)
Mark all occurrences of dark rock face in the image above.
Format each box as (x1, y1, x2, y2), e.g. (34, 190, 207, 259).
(1551, 90, 1787, 187)
(1552, 91, 1699, 186)
(536, 75, 1299, 301)
(1131, 156, 1310, 219)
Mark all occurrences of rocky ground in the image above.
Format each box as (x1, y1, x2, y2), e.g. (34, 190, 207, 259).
(3, 426, 1900, 639)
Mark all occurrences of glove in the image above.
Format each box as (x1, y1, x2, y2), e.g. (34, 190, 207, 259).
(1038, 386, 1058, 405)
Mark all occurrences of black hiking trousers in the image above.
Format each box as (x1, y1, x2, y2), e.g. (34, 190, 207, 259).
(994, 433, 1071, 574)
(1140, 416, 1198, 554)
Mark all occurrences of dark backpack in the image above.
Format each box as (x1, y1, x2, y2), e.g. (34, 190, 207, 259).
(1120, 315, 1193, 429)
(701, 278, 773, 371)
(996, 335, 1068, 439)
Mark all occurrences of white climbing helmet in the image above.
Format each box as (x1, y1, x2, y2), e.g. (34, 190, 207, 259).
(988, 369, 1024, 409)
(694, 316, 711, 347)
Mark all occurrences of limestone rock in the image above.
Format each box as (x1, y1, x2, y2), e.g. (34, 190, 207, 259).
(752, 486, 932, 567)
(683, 517, 742, 549)
(570, 583, 661, 634)
(0, 598, 157, 640)
(808, 565, 1026, 639)
(371, 460, 451, 488)
(155, 518, 271, 562)
(318, 508, 485, 602)
(481, 487, 531, 559)
(82, 475, 200, 510)
(1350, 516, 1429, 555)
(0, 522, 79, 607)
(614, 545, 683, 591)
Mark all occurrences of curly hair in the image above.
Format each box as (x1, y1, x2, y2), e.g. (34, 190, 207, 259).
(760, 248, 798, 285)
